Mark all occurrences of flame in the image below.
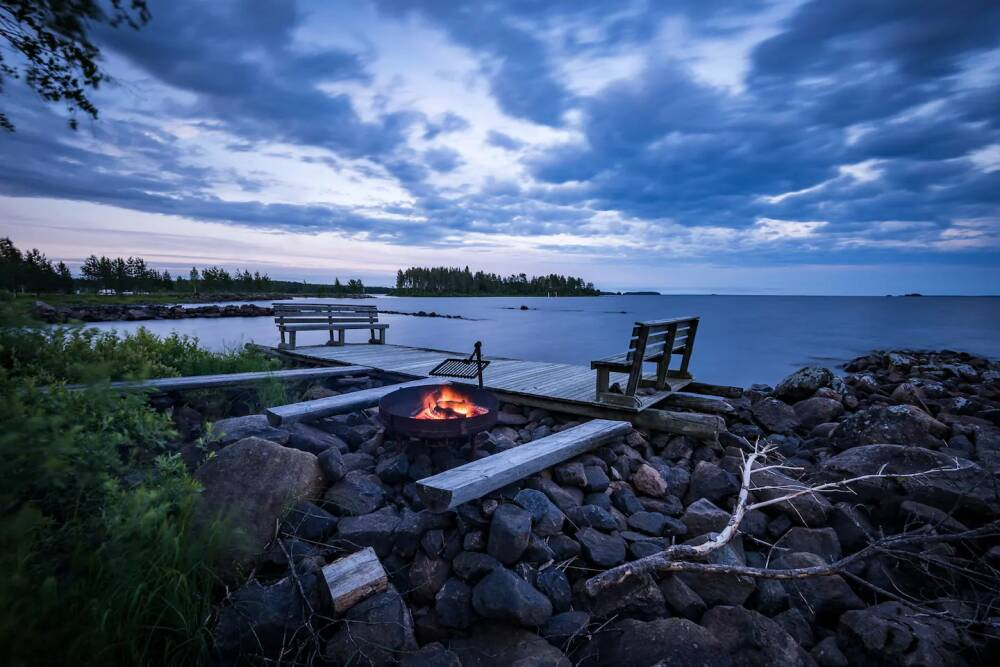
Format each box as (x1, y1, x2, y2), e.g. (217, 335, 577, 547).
(413, 386, 489, 420)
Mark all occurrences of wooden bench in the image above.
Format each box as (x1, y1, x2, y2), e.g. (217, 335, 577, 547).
(591, 315, 700, 407)
(274, 302, 388, 349)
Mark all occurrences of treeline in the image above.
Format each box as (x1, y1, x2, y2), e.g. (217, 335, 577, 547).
(394, 266, 598, 296)
(0, 238, 367, 295)
(1, 238, 74, 293)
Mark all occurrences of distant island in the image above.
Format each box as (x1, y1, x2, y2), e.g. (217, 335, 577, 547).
(392, 266, 599, 296)
(602, 290, 661, 296)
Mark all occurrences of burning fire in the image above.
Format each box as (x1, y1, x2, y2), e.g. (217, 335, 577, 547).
(413, 386, 489, 420)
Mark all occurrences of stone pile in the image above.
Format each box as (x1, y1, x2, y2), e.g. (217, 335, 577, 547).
(192, 349, 999, 665)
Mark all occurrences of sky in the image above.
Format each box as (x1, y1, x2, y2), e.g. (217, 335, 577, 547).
(1, 0, 998, 294)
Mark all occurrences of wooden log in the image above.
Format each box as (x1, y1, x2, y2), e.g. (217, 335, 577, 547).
(64, 365, 370, 393)
(660, 392, 736, 416)
(633, 408, 724, 440)
(417, 419, 630, 512)
(266, 376, 443, 426)
(321, 547, 388, 613)
(685, 381, 743, 399)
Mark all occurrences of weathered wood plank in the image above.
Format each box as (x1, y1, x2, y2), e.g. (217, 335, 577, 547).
(321, 547, 388, 613)
(659, 392, 737, 416)
(266, 377, 443, 426)
(417, 419, 630, 512)
(67, 365, 370, 393)
(685, 381, 744, 399)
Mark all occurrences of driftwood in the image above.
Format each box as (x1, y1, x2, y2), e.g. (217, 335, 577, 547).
(417, 419, 630, 512)
(321, 547, 388, 614)
(633, 408, 724, 440)
(659, 392, 736, 416)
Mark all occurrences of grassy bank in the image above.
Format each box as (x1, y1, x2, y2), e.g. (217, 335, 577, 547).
(0, 325, 281, 664)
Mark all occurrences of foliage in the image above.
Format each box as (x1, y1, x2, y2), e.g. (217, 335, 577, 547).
(0, 0, 149, 131)
(0, 325, 281, 384)
(395, 265, 599, 296)
(0, 375, 224, 664)
(0, 237, 73, 294)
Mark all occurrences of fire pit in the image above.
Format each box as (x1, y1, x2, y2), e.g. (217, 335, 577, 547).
(379, 383, 498, 440)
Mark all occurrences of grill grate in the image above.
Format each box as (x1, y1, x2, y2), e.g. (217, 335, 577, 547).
(429, 341, 489, 387)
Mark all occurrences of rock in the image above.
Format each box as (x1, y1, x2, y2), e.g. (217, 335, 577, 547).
(401, 643, 461, 667)
(819, 444, 998, 515)
(547, 534, 581, 560)
(627, 510, 670, 536)
(281, 500, 338, 542)
(752, 397, 801, 434)
(775, 527, 842, 562)
(410, 550, 451, 604)
(567, 504, 620, 532)
(898, 499, 969, 532)
(584, 465, 611, 492)
(554, 462, 587, 487)
(194, 437, 324, 567)
(701, 605, 815, 667)
(590, 618, 733, 667)
(829, 502, 875, 551)
(450, 625, 571, 667)
(435, 578, 472, 629)
(324, 471, 385, 516)
(536, 566, 572, 612)
(317, 446, 345, 483)
(526, 477, 584, 513)
(341, 451, 375, 474)
(750, 462, 832, 527)
(678, 538, 755, 607)
(285, 422, 340, 455)
(811, 637, 848, 667)
(681, 498, 730, 536)
(831, 405, 948, 451)
(838, 602, 969, 666)
(793, 397, 845, 428)
(611, 486, 645, 515)
(775, 367, 834, 403)
(375, 452, 409, 484)
(632, 463, 668, 497)
(585, 572, 667, 619)
(324, 586, 417, 667)
(686, 461, 739, 505)
(334, 507, 400, 558)
(472, 567, 553, 627)
(488, 504, 532, 565)
(452, 550, 502, 581)
(773, 607, 814, 649)
(210, 415, 289, 447)
(776, 552, 865, 621)
(659, 574, 707, 620)
(498, 411, 529, 426)
(542, 610, 590, 649)
(575, 527, 626, 568)
(514, 488, 566, 536)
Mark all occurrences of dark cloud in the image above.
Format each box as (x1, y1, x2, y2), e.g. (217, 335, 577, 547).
(423, 112, 470, 139)
(486, 130, 523, 150)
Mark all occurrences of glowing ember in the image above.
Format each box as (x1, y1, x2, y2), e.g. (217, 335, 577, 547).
(413, 386, 489, 420)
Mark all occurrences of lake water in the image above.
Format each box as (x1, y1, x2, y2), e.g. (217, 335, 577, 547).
(84, 295, 1000, 388)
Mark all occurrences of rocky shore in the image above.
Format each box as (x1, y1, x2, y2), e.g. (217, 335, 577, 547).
(162, 350, 999, 665)
(31, 300, 471, 323)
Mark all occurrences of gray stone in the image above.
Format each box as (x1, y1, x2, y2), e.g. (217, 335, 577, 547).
(210, 415, 289, 447)
(575, 527, 626, 568)
(452, 551, 502, 581)
(541, 611, 590, 649)
(775, 367, 834, 403)
(536, 566, 572, 612)
(281, 500, 338, 542)
(794, 397, 845, 428)
(838, 602, 969, 667)
(590, 618, 732, 667)
(514, 488, 566, 536)
(324, 586, 417, 667)
(659, 574, 706, 620)
(472, 567, 553, 627)
(776, 552, 865, 621)
(323, 471, 385, 516)
(831, 405, 948, 451)
(686, 460, 739, 505)
(554, 462, 587, 487)
(776, 527, 842, 562)
(753, 397, 801, 434)
(701, 605, 815, 667)
(285, 422, 339, 455)
(627, 510, 670, 536)
(631, 463, 668, 497)
(334, 507, 400, 558)
(450, 625, 571, 667)
(681, 498, 730, 536)
(317, 446, 345, 483)
(488, 503, 532, 565)
(435, 578, 472, 629)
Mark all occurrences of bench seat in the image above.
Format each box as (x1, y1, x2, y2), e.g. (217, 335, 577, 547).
(282, 323, 389, 331)
(274, 302, 388, 349)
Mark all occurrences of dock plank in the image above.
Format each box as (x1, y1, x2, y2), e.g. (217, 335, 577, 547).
(68, 365, 370, 393)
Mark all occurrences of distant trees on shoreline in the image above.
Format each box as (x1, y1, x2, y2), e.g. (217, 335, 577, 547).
(394, 266, 598, 296)
(1, 238, 74, 293)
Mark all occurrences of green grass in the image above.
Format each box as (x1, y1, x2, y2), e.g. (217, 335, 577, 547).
(0, 326, 283, 664)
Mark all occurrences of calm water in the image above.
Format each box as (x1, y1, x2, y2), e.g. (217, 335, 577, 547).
(84, 295, 1000, 388)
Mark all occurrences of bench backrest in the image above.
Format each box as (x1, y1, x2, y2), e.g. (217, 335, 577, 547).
(626, 316, 698, 364)
(273, 302, 379, 326)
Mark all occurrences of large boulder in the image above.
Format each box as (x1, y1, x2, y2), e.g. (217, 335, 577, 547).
(471, 567, 553, 627)
(752, 397, 801, 436)
(450, 625, 571, 667)
(831, 405, 948, 451)
(488, 503, 532, 565)
(285, 422, 342, 455)
(838, 602, 970, 667)
(194, 437, 325, 567)
(818, 444, 998, 515)
(775, 552, 865, 621)
(749, 463, 832, 527)
(588, 617, 733, 667)
(775, 367, 834, 403)
(323, 471, 385, 515)
(324, 586, 418, 666)
(793, 397, 845, 429)
(701, 605, 815, 667)
(210, 415, 289, 447)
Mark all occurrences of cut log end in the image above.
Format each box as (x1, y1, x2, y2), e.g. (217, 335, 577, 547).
(321, 547, 389, 614)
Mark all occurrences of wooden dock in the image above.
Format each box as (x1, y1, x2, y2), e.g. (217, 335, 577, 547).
(256, 343, 731, 438)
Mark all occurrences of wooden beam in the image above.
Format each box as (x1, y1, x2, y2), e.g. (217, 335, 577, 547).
(634, 408, 724, 440)
(321, 547, 388, 614)
(266, 377, 443, 426)
(685, 381, 744, 399)
(65, 365, 370, 393)
(659, 392, 736, 416)
(417, 419, 630, 512)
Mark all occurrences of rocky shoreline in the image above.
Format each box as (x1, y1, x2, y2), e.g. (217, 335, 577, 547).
(31, 300, 472, 323)
(160, 350, 999, 665)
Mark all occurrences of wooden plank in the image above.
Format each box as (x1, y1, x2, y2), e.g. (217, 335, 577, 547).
(266, 376, 443, 426)
(67, 365, 370, 393)
(685, 381, 744, 398)
(321, 547, 388, 613)
(659, 392, 736, 416)
(417, 419, 630, 512)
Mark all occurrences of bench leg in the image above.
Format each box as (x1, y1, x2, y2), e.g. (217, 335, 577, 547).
(278, 327, 288, 349)
(595, 367, 609, 397)
(288, 331, 296, 349)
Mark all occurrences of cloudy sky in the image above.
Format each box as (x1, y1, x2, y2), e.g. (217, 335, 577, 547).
(1, 0, 998, 294)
